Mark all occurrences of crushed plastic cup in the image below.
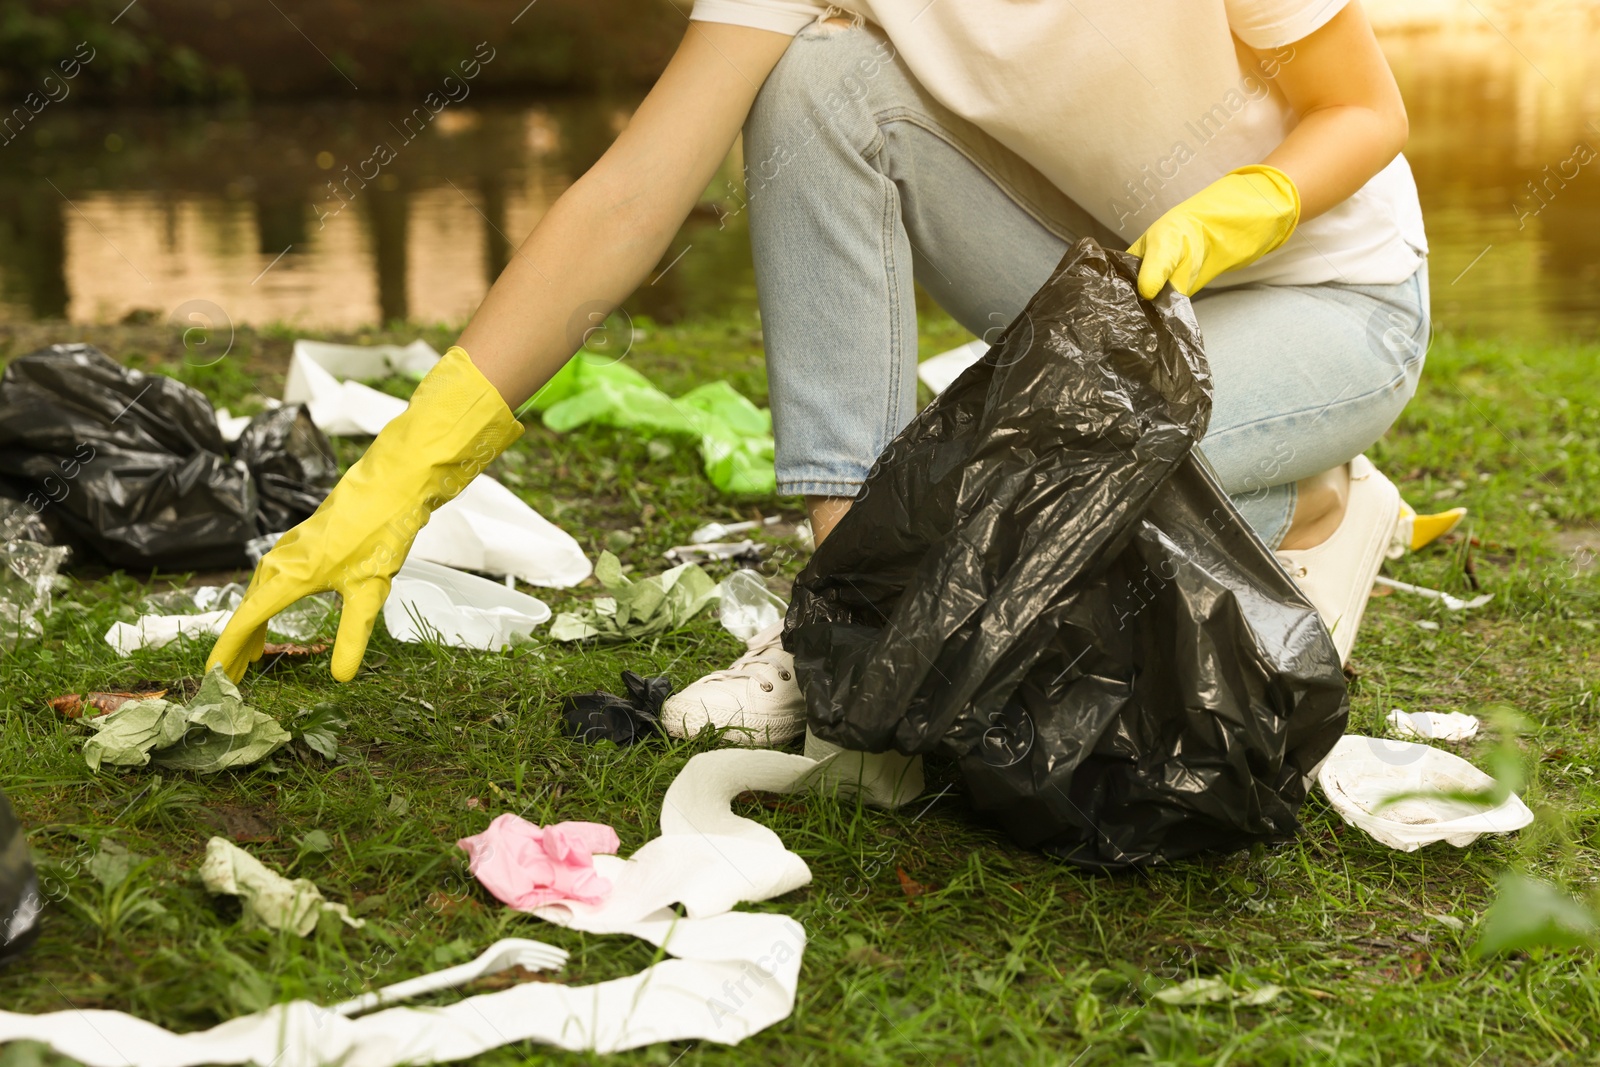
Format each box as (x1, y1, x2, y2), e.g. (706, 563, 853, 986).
(689, 516, 779, 544)
(382, 558, 551, 650)
(717, 569, 787, 642)
(1316, 734, 1533, 851)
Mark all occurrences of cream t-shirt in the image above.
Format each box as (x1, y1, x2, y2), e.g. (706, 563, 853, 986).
(690, 0, 1428, 288)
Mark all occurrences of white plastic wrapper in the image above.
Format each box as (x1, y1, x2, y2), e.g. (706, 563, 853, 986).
(410, 475, 591, 588)
(0, 536, 68, 648)
(382, 558, 551, 650)
(283, 339, 441, 437)
(1386, 709, 1481, 743)
(916, 338, 987, 395)
(718, 569, 787, 641)
(1316, 734, 1533, 851)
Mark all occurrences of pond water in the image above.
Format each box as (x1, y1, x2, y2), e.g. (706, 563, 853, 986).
(2, 17, 1597, 341)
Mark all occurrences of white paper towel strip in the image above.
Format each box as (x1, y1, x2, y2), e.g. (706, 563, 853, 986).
(0, 750, 818, 1063)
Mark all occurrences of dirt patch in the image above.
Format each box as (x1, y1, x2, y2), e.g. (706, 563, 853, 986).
(1554, 527, 1600, 574)
(198, 804, 278, 843)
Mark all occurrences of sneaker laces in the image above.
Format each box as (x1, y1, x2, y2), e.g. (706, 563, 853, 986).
(697, 628, 794, 692)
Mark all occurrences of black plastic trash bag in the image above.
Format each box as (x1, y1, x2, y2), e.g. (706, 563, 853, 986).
(787, 239, 1348, 869)
(560, 671, 672, 745)
(0, 344, 337, 570)
(1, 788, 41, 964)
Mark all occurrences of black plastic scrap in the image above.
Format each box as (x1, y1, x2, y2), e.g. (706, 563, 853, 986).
(560, 671, 673, 745)
(0, 787, 41, 964)
(787, 239, 1349, 869)
(0, 344, 337, 569)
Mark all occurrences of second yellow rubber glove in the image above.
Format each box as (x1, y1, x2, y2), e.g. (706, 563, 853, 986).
(1127, 164, 1301, 300)
(207, 346, 524, 682)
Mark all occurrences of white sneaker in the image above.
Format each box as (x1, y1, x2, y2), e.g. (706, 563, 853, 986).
(1276, 454, 1402, 666)
(661, 621, 806, 746)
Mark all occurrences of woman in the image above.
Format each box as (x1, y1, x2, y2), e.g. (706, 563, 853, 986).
(208, 1, 1429, 757)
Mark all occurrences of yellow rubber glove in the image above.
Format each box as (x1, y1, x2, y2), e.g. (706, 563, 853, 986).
(207, 346, 524, 682)
(1127, 164, 1302, 300)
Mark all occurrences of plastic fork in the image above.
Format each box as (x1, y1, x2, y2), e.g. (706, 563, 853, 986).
(1374, 575, 1493, 611)
(329, 938, 569, 1017)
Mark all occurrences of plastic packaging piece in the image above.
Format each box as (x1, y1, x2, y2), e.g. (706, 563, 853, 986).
(0, 538, 68, 649)
(0, 344, 334, 569)
(458, 817, 621, 909)
(689, 516, 780, 544)
(787, 239, 1350, 869)
(1373, 575, 1492, 611)
(232, 405, 340, 534)
(200, 837, 364, 936)
(382, 557, 551, 650)
(282, 339, 441, 436)
(213, 407, 256, 443)
(105, 610, 232, 655)
(1387, 709, 1481, 743)
(81, 666, 291, 773)
(0, 748, 818, 1061)
(549, 551, 718, 643)
(561, 671, 672, 745)
(530, 355, 776, 495)
(0, 498, 53, 544)
(410, 475, 591, 588)
(718, 569, 787, 642)
(916, 338, 987, 395)
(1316, 734, 1534, 851)
(0, 787, 42, 964)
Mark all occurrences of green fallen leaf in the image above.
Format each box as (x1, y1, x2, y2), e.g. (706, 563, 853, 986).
(199, 836, 362, 937)
(1152, 976, 1284, 1007)
(1474, 873, 1600, 956)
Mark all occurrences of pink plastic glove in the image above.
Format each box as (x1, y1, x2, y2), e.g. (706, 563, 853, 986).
(457, 816, 621, 910)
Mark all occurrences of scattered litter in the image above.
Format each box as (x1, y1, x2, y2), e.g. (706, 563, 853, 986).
(718, 569, 787, 641)
(410, 475, 591, 588)
(0, 344, 336, 569)
(1316, 735, 1534, 851)
(0, 537, 68, 649)
(663, 540, 766, 566)
(1386, 709, 1481, 743)
(528, 355, 776, 495)
(110, 587, 337, 655)
(81, 665, 291, 774)
(383, 558, 551, 650)
(690, 516, 780, 544)
(916, 338, 987, 395)
(199, 836, 363, 936)
(458, 817, 621, 910)
(548, 551, 718, 642)
(213, 407, 256, 443)
(0, 787, 41, 963)
(1416, 620, 1441, 631)
(0, 748, 818, 1059)
(328, 938, 568, 1017)
(48, 690, 168, 718)
(560, 671, 671, 745)
(283, 338, 440, 436)
(1151, 976, 1285, 1007)
(789, 241, 1348, 868)
(1374, 575, 1492, 611)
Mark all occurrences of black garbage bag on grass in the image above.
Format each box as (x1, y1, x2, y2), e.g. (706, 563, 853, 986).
(0, 344, 337, 569)
(0, 788, 41, 964)
(786, 239, 1349, 869)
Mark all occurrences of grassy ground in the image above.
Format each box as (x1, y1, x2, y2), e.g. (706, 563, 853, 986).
(1, 309, 1598, 1066)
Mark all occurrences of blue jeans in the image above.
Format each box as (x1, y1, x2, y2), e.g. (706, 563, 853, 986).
(744, 21, 1430, 547)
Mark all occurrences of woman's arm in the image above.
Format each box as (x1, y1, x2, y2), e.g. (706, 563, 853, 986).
(1257, 1, 1408, 221)
(457, 22, 793, 405)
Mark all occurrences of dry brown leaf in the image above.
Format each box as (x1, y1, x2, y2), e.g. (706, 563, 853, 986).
(48, 690, 168, 718)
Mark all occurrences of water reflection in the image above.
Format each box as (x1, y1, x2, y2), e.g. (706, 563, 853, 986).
(1, 15, 1597, 340)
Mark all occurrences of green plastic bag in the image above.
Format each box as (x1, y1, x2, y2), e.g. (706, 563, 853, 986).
(526, 356, 776, 495)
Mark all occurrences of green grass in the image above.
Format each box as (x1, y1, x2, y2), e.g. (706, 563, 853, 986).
(1, 312, 1598, 1066)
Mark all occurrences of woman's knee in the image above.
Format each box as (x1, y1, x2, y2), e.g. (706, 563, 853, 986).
(744, 20, 898, 170)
